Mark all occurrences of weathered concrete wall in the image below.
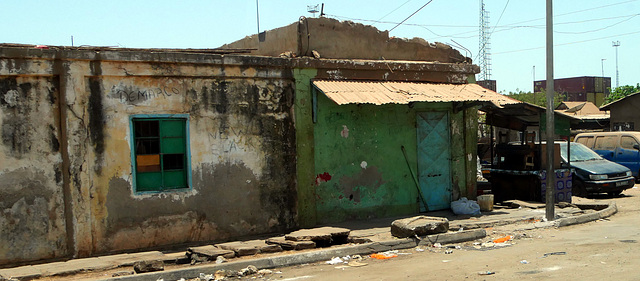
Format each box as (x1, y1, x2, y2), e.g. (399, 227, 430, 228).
(0, 48, 298, 264)
(0, 44, 480, 265)
(81, 58, 297, 254)
(311, 92, 470, 223)
(0, 61, 68, 265)
(223, 17, 468, 63)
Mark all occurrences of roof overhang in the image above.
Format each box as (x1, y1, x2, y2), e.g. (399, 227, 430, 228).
(312, 80, 520, 107)
(482, 102, 581, 131)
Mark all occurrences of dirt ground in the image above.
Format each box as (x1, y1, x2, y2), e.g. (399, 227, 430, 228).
(231, 186, 640, 281)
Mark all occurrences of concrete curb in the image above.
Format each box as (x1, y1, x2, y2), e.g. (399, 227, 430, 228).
(104, 229, 486, 281)
(556, 202, 617, 227)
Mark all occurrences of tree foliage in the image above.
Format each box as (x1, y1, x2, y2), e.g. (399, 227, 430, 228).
(604, 84, 640, 104)
(502, 89, 563, 108)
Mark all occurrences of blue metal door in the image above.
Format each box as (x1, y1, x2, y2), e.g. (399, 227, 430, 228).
(416, 112, 452, 211)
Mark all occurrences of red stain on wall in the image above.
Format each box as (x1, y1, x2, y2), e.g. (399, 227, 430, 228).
(315, 172, 332, 185)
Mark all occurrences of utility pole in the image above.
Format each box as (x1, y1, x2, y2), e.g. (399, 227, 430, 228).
(612, 41, 620, 88)
(545, 0, 555, 221)
(601, 59, 606, 78)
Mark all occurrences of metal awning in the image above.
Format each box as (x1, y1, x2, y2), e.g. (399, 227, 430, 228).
(312, 80, 521, 107)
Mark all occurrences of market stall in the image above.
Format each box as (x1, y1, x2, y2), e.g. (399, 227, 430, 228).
(479, 102, 578, 203)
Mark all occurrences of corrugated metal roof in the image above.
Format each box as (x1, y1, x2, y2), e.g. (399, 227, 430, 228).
(556, 101, 605, 116)
(312, 80, 521, 106)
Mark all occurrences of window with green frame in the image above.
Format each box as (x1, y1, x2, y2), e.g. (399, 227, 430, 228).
(132, 117, 189, 192)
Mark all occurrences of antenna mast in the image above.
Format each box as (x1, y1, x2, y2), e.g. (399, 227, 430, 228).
(479, 0, 492, 81)
(307, 4, 320, 17)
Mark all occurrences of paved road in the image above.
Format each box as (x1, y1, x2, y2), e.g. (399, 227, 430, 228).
(240, 186, 640, 281)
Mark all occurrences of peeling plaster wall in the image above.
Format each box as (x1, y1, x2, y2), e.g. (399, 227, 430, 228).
(0, 45, 480, 265)
(0, 70, 67, 265)
(223, 17, 468, 63)
(312, 92, 468, 223)
(81, 62, 297, 254)
(0, 49, 297, 264)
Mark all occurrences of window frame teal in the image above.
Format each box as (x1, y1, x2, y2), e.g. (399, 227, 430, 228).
(129, 114, 192, 193)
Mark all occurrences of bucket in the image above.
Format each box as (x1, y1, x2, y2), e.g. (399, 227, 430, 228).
(477, 194, 494, 212)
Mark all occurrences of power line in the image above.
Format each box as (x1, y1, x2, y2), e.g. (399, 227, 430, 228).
(555, 14, 638, 34)
(490, 0, 510, 36)
(378, 0, 413, 21)
(493, 29, 640, 55)
(327, 12, 640, 42)
(500, 0, 638, 27)
(327, 12, 640, 30)
(389, 0, 434, 32)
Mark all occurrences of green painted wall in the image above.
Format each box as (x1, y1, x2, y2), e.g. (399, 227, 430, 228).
(313, 92, 470, 223)
(293, 69, 318, 227)
(293, 69, 478, 225)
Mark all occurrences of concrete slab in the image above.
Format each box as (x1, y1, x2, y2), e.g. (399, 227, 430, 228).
(99, 251, 166, 266)
(391, 216, 449, 238)
(217, 240, 282, 256)
(285, 226, 350, 246)
(348, 227, 391, 243)
(0, 265, 42, 280)
(161, 252, 190, 264)
(187, 245, 235, 262)
(266, 237, 316, 250)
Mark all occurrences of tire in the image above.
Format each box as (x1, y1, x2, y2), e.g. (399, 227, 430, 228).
(572, 178, 587, 197)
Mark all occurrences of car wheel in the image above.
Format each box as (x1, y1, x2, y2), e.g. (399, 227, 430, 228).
(572, 178, 587, 197)
(608, 190, 623, 197)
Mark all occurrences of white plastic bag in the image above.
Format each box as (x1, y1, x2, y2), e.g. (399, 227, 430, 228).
(451, 197, 481, 215)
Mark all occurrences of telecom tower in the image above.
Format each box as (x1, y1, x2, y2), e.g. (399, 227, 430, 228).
(478, 0, 492, 82)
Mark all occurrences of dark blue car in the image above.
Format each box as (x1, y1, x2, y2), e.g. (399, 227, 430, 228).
(561, 142, 635, 196)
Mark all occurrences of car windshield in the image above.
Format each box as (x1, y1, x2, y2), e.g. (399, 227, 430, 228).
(559, 142, 603, 162)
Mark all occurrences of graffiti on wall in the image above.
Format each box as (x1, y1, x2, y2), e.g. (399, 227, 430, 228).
(208, 120, 261, 153)
(116, 86, 181, 103)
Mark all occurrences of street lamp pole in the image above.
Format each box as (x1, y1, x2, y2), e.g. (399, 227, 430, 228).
(613, 41, 620, 88)
(545, 0, 556, 221)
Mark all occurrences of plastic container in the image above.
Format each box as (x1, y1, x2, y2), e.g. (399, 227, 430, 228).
(477, 194, 494, 212)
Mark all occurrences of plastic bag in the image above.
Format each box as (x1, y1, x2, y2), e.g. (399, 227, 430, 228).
(451, 197, 481, 215)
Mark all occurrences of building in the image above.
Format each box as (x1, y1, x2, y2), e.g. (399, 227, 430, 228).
(600, 92, 640, 131)
(0, 18, 515, 266)
(555, 101, 609, 134)
(534, 76, 611, 106)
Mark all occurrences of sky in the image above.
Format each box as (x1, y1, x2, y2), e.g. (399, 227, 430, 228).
(2, 0, 639, 94)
